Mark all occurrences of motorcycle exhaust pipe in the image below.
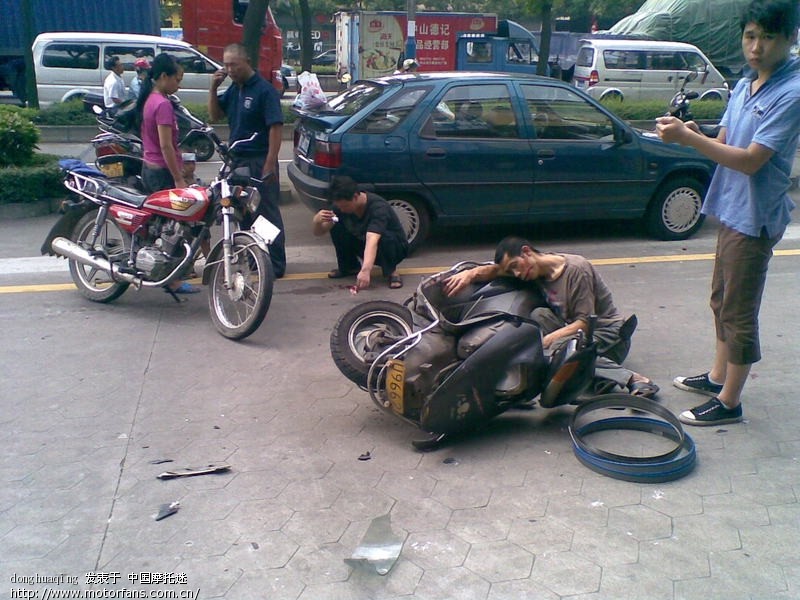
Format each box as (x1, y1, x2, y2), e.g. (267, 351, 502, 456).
(51, 237, 143, 287)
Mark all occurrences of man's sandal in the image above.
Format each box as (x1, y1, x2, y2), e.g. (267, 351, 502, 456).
(388, 274, 403, 289)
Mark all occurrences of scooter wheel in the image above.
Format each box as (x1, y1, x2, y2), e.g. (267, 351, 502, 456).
(330, 301, 413, 387)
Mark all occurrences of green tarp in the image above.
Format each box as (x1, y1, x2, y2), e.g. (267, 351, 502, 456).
(608, 0, 749, 73)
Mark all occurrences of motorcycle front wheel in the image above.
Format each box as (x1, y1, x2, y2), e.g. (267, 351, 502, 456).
(330, 301, 414, 387)
(207, 240, 274, 340)
(69, 210, 131, 302)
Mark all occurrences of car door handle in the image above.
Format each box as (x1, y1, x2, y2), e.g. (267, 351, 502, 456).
(537, 149, 555, 165)
(425, 148, 446, 159)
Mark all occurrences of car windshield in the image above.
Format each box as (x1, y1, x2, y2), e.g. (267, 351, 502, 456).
(323, 82, 388, 116)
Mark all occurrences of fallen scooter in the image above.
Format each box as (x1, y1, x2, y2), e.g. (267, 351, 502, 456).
(666, 70, 721, 137)
(329, 263, 697, 480)
(330, 262, 599, 449)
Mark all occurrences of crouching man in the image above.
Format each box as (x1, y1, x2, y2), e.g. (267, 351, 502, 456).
(312, 175, 408, 290)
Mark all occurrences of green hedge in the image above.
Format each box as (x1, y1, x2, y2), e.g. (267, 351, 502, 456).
(601, 98, 726, 121)
(0, 153, 64, 205)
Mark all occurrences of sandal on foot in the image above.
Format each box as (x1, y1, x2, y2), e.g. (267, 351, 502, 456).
(327, 268, 359, 279)
(388, 274, 403, 289)
(629, 380, 659, 399)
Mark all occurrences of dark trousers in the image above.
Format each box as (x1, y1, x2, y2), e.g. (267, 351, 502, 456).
(142, 164, 175, 194)
(231, 155, 287, 278)
(330, 224, 407, 277)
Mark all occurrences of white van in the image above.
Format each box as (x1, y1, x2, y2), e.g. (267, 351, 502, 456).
(572, 39, 728, 103)
(32, 32, 227, 106)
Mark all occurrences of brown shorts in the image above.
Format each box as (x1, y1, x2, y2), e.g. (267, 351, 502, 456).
(709, 224, 783, 365)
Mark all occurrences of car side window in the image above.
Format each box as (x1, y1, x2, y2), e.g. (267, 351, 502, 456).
(41, 44, 99, 69)
(351, 88, 430, 134)
(522, 84, 614, 141)
(424, 84, 518, 139)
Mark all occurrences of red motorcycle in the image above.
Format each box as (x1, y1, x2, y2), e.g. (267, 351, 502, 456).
(41, 133, 277, 340)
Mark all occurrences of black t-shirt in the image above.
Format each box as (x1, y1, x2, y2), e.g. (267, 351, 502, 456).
(334, 192, 408, 247)
(218, 73, 283, 155)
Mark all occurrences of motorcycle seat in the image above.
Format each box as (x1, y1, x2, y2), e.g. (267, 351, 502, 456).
(102, 184, 148, 207)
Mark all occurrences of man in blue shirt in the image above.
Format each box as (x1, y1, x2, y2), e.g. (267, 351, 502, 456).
(209, 43, 286, 278)
(657, 0, 800, 426)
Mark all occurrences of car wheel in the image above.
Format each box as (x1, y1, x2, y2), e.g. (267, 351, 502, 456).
(387, 195, 430, 254)
(645, 176, 706, 240)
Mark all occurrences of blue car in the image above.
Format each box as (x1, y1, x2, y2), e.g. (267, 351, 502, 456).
(288, 72, 716, 251)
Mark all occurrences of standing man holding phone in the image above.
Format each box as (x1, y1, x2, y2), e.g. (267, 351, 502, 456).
(208, 43, 287, 278)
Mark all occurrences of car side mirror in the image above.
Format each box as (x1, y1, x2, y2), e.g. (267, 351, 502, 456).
(614, 124, 633, 145)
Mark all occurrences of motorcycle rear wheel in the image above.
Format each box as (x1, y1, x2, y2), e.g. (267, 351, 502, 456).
(207, 240, 274, 340)
(182, 134, 215, 162)
(330, 301, 414, 387)
(69, 210, 131, 303)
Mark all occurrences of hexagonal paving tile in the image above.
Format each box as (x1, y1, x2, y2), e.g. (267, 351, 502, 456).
(405, 529, 471, 570)
(465, 540, 534, 582)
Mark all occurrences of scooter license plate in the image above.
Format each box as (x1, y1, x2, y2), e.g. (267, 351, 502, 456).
(99, 161, 124, 178)
(386, 359, 405, 414)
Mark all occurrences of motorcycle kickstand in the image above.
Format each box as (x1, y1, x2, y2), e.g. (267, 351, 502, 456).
(411, 433, 447, 452)
(163, 286, 188, 304)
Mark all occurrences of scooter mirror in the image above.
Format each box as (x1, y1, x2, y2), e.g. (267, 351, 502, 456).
(684, 71, 698, 84)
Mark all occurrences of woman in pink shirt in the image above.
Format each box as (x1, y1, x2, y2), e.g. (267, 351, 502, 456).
(135, 53, 187, 193)
(135, 53, 199, 294)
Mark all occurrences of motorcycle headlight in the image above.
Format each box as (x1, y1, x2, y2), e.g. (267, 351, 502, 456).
(243, 186, 261, 214)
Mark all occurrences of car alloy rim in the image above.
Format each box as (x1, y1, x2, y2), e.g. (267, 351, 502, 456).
(389, 200, 419, 244)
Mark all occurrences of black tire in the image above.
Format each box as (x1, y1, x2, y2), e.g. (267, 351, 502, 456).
(645, 176, 706, 240)
(183, 134, 215, 162)
(387, 195, 430, 254)
(330, 301, 414, 387)
(68, 210, 131, 303)
(280, 76, 289, 99)
(207, 237, 274, 340)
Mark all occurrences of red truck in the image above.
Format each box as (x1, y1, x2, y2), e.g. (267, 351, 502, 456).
(182, 0, 284, 92)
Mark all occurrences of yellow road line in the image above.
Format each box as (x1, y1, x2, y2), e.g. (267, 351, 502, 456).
(2, 249, 798, 295)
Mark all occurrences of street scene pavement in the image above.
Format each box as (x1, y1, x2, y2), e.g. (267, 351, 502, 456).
(0, 138, 799, 600)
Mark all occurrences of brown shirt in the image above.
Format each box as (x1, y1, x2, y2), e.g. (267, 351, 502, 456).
(538, 253, 622, 328)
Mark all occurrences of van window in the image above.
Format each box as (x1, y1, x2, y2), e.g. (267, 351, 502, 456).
(603, 50, 645, 69)
(679, 51, 706, 71)
(647, 51, 678, 70)
(162, 47, 217, 74)
(105, 46, 155, 70)
(576, 46, 595, 68)
(522, 84, 613, 140)
(41, 44, 99, 70)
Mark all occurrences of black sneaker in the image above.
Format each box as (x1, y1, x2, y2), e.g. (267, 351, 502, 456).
(678, 397, 743, 426)
(673, 372, 723, 397)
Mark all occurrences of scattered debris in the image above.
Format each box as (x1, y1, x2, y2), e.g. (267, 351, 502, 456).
(358, 451, 372, 461)
(442, 457, 459, 465)
(345, 513, 405, 576)
(157, 463, 231, 480)
(155, 501, 180, 521)
(148, 459, 174, 465)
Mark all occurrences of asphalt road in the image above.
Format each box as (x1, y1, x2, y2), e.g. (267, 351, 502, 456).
(1, 140, 800, 599)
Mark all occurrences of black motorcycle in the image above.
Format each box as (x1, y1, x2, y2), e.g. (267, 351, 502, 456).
(330, 262, 599, 449)
(666, 71, 721, 137)
(84, 93, 217, 162)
